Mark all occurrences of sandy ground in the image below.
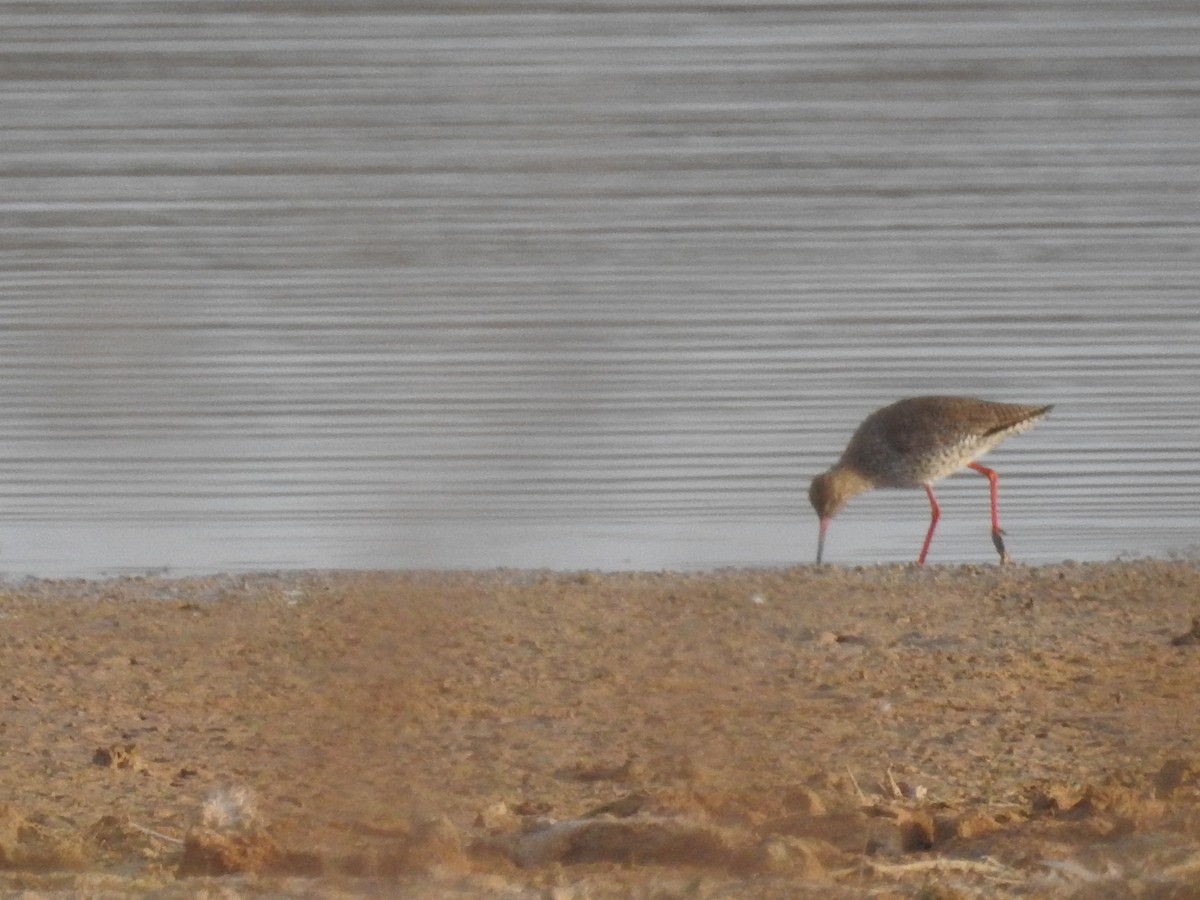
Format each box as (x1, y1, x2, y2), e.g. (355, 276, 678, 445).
(0, 562, 1198, 898)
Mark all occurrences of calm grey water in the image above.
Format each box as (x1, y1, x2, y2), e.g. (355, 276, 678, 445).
(0, 2, 1198, 576)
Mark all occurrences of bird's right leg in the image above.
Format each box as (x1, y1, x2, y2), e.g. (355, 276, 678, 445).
(917, 484, 940, 565)
(968, 462, 1011, 564)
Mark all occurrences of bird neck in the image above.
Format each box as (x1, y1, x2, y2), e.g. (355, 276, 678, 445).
(830, 465, 875, 503)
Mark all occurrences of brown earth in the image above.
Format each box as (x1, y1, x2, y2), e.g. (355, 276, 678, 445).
(0, 562, 1198, 897)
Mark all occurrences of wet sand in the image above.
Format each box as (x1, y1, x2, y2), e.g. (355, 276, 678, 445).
(0, 562, 1198, 897)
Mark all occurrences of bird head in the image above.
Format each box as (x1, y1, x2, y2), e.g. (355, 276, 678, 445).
(809, 468, 871, 564)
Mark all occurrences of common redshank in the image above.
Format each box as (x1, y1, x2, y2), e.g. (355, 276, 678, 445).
(809, 396, 1052, 565)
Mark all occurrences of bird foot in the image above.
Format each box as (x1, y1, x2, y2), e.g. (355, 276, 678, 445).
(991, 529, 1011, 565)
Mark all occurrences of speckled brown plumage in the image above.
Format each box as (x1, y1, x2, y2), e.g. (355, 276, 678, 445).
(810, 396, 1052, 566)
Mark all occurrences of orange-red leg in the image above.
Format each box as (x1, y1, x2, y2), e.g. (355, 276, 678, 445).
(917, 483, 940, 565)
(968, 462, 1011, 564)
